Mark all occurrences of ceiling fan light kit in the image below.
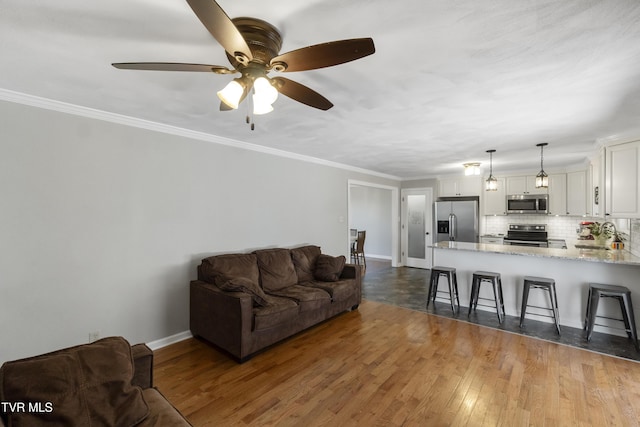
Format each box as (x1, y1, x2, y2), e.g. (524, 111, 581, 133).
(111, 0, 375, 125)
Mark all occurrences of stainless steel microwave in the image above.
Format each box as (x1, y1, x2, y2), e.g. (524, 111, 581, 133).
(506, 194, 548, 214)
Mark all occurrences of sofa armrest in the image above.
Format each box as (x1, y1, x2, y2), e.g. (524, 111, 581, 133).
(132, 343, 153, 389)
(341, 263, 361, 281)
(190, 280, 254, 359)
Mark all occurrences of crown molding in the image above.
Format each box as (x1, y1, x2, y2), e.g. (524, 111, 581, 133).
(0, 88, 401, 181)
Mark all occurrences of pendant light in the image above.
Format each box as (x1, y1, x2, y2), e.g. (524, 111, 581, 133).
(485, 149, 497, 191)
(535, 142, 549, 188)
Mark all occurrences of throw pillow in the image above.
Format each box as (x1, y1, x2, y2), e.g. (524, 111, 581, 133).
(217, 276, 270, 306)
(0, 336, 149, 427)
(314, 254, 346, 282)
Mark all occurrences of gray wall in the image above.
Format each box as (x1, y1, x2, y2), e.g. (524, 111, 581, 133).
(0, 100, 399, 362)
(349, 185, 392, 258)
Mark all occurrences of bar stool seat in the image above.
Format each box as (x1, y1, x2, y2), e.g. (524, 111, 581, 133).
(427, 266, 460, 313)
(584, 283, 640, 352)
(468, 271, 505, 323)
(520, 276, 561, 335)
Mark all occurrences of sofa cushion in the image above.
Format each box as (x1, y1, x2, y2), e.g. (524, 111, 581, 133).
(0, 336, 149, 427)
(267, 285, 331, 312)
(198, 253, 261, 288)
(253, 295, 299, 331)
(314, 254, 346, 282)
(254, 248, 298, 292)
(217, 277, 270, 307)
(290, 245, 322, 282)
(304, 279, 357, 302)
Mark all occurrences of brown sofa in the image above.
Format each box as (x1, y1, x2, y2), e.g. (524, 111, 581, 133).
(0, 336, 190, 426)
(190, 245, 362, 362)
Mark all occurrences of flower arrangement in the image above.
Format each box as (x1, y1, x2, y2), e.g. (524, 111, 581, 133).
(588, 222, 613, 239)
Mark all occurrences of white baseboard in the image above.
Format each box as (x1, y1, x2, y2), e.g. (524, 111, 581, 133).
(365, 254, 392, 260)
(146, 330, 192, 351)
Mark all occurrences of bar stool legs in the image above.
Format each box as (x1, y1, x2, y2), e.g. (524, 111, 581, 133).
(468, 271, 505, 323)
(584, 283, 640, 352)
(427, 266, 460, 313)
(519, 276, 561, 335)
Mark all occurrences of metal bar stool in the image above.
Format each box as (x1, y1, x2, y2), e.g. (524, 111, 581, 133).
(468, 271, 505, 323)
(584, 283, 640, 352)
(519, 276, 561, 335)
(427, 266, 460, 313)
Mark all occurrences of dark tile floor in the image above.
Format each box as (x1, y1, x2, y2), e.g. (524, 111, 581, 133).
(361, 259, 640, 362)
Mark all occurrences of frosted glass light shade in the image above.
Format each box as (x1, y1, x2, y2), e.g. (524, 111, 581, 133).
(217, 80, 245, 109)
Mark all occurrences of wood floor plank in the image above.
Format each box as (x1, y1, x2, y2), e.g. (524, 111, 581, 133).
(154, 300, 640, 426)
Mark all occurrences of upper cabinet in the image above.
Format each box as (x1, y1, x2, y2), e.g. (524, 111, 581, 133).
(547, 173, 567, 215)
(482, 177, 506, 215)
(505, 176, 548, 195)
(438, 176, 481, 197)
(566, 170, 590, 216)
(605, 140, 640, 218)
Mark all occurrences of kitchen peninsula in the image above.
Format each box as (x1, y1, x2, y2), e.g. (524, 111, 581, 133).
(432, 241, 640, 336)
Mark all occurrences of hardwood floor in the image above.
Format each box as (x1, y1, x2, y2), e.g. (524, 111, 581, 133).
(154, 300, 640, 426)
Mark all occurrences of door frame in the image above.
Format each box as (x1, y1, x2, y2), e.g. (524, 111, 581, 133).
(401, 187, 433, 269)
(347, 180, 400, 267)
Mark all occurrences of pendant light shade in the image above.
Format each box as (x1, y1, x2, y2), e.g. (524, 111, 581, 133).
(535, 142, 549, 188)
(485, 149, 497, 191)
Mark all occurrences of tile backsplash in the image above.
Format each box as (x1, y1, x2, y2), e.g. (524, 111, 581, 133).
(482, 215, 631, 243)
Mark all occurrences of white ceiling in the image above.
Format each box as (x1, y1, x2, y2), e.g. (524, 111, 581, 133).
(2, 0, 640, 179)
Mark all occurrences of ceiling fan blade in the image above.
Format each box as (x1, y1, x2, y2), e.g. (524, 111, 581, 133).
(272, 77, 333, 110)
(185, 0, 253, 62)
(112, 62, 236, 74)
(270, 38, 375, 72)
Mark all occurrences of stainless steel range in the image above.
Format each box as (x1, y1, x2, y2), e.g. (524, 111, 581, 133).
(503, 224, 548, 247)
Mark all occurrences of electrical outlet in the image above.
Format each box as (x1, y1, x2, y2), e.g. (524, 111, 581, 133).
(89, 331, 100, 343)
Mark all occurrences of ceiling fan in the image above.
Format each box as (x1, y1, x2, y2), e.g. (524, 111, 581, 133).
(112, 0, 375, 122)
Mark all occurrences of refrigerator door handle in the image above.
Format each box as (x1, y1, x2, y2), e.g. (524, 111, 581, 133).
(449, 213, 456, 241)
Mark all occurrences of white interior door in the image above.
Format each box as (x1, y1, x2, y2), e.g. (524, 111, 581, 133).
(401, 188, 433, 268)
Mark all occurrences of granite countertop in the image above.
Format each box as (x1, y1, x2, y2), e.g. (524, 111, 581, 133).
(432, 240, 640, 266)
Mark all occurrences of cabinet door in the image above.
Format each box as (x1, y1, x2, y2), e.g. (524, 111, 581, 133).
(566, 170, 588, 216)
(548, 174, 567, 215)
(438, 178, 459, 197)
(483, 177, 506, 215)
(459, 176, 481, 196)
(506, 176, 527, 194)
(606, 141, 640, 218)
(438, 177, 481, 197)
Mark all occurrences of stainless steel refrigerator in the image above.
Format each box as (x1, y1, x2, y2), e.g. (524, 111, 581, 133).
(434, 197, 479, 243)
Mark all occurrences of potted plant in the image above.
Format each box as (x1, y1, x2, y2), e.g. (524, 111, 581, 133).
(588, 222, 614, 246)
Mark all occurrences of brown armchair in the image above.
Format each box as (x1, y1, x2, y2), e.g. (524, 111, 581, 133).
(0, 337, 190, 426)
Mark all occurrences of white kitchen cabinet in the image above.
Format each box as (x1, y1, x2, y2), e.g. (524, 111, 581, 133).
(590, 149, 605, 218)
(438, 176, 481, 197)
(505, 175, 548, 195)
(547, 173, 567, 215)
(605, 140, 640, 218)
(482, 177, 506, 215)
(566, 170, 589, 216)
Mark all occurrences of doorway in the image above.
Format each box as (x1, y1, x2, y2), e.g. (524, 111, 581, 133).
(401, 188, 433, 269)
(347, 180, 399, 267)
